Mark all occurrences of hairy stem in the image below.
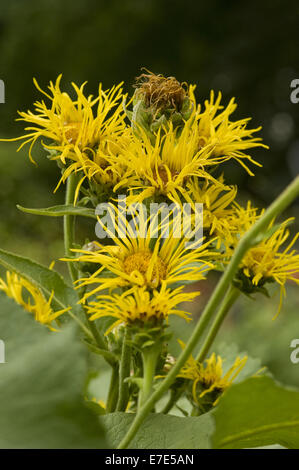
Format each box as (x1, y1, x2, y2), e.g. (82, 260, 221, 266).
(117, 175, 299, 449)
(116, 328, 131, 411)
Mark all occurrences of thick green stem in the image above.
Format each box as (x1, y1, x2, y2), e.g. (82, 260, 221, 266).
(139, 347, 160, 409)
(196, 285, 240, 363)
(116, 329, 131, 411)
(64, 173, 78, 283)
(106, 366, 119, 413)
(117, 176, 299, 449)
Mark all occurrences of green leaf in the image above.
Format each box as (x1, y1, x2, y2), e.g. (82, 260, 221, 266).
(0, 247, 82, 317)
(213, 376, 299, 449)
(17, 204, 97, 219)
(101, 412, 214, 449)
(83, 340, 118, 364)
(85, 400, 106, 416)
(0, 294, 107, 448)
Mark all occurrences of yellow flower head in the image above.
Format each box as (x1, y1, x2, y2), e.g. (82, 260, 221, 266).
(196, 90, 268, 175)
(87, 284, 198, 334)
(3, 75, 126, 161)
(1, 75, 129, 201)
(177, 342, 247, 405)
(0, 271, 69, 330)
(66, 204, 215, 302)
(116, 118, 228, 203)
(55, 127, 134, 202)
(187, 175, 237, 244)
(224, 207, 299, 315)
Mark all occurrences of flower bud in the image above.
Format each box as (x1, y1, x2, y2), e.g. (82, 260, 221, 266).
(127, 70, 193, 137)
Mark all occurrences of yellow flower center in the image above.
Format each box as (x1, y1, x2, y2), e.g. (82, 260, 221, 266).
(123, 250, 167, 287)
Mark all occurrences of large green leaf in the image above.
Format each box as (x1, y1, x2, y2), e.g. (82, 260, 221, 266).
(17, 204, 96, 219)
(0, 294, 107, 448)
(0, 247, 82, 316)
(101, 411, 214, 449)
(213, 376, 299, 449)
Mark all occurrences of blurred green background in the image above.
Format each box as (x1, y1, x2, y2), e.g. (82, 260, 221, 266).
(0, 1, 298, 386)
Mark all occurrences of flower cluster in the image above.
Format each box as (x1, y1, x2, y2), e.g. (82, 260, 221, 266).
(1, 70, 298, 411)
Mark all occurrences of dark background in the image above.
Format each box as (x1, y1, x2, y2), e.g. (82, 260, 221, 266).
(0, 0, 298, 385)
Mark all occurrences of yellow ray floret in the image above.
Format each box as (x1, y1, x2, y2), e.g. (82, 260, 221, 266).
(187, 175, 237, 244)
(115, 119, 227, 203)
(177, 341, 247, 405)
(87, 284, 198, 333)
(0, 271, 70, 330)
(55, 128, 134, 202)
(65, 205, 216, 301)
(195, 90, 268, 175)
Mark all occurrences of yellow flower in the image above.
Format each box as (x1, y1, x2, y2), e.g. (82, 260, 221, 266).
(0, 76, 129, 200)
(224, 208, 299, 315)
(0, 271, 70, 330)
(187, 176, 237, 244)
(87, 284, 198, 334)
(67, 205, 215, 301)
(115, 119, 226, 204)
(225, 200, 262, 234)
(177, 342, 247, 405)
(2, 75, 126, 161)
(55, 128, 133, 202)
(116, 85, 267, 203)
(196, 90, 268, 175)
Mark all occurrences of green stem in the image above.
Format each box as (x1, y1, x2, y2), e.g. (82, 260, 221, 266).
(116, 329, 131, 411)
(63, 176, 110, 360)
(117, 175, 299, 449)
(64, 173, 78, 283)
(106, 366, 119, 413)
(139, 347, 160, 409)
(196, 285, 240, 363)
(84, 306, 108, 350)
